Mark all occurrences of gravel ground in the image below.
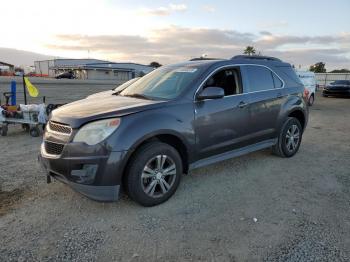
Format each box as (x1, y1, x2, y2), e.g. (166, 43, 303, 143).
(0, 92, 349, 261)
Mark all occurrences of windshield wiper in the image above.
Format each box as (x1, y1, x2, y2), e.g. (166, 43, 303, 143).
(113, 90, 123, 95)
(122, 93, 154, 100)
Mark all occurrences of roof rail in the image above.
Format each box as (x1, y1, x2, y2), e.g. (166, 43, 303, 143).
(189, 57, 223, 61)
(231, 55, 282, 62)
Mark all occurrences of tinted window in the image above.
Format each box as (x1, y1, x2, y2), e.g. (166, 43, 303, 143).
(272, 72, 283, 88)
(245, 66, 275, 92)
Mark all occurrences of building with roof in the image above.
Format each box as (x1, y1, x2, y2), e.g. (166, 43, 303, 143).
(34, 59, 154, 80)
(0, 61, 15, 76)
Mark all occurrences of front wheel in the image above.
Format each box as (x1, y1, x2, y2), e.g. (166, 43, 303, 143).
(272, 117, 303, 158)
(126, 142, 183, 206)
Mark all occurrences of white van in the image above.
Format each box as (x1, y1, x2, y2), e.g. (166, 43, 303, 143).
(296, 71, 316, 106)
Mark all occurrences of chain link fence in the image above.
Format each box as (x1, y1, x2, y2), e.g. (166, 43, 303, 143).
(315, 73, 350, 87)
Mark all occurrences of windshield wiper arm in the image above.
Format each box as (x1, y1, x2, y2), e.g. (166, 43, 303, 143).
(113, 90, 122, 95)
(122, 93, 153, 100)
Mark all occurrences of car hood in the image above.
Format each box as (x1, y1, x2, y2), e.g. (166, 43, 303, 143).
(50, 94, 166, 128)
(86, 90, 115, 98)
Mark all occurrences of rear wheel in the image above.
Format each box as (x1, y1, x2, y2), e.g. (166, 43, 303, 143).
(126, 142, 183, 206)
(29, 126, 40, 137)
(272, 117, 302, 158)
(308, 94, 315, 106)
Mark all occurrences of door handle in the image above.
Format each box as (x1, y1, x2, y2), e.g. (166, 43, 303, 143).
(238, 101, 248, 108)
(276, 92, 283, 98)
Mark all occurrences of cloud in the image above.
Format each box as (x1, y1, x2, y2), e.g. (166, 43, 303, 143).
(139, 4, 187, 16)
(259, 31, 272, 36)
(49, 26, 350, 69)
(169, 4, 187, 11)
(256, 34, 350, 49)
(202, 5, 216, 13)
(265, 48, 350, 69)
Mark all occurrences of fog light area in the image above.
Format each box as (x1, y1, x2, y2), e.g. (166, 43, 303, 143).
(71, 164, 98, 184)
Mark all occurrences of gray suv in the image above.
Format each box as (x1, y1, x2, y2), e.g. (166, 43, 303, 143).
(40, 55, 308, 206)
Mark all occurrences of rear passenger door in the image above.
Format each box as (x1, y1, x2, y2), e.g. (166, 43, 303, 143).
(241, 65, 285, 143)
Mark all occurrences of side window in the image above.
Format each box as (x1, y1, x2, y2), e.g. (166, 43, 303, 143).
(272, 72, 283, 88)
(203, 68, 242, 96)
(245, 66, 275, 92)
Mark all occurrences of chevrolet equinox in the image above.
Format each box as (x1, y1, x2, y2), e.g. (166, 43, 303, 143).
(40, 55, 308, 206)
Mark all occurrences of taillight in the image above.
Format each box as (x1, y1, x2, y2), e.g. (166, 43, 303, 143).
(303, 89, 309, 99)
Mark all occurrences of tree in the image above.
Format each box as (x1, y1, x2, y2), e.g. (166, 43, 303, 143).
(309, 62, 326, 73)
(329, 68, 350, 73)
(243, 46, 256, 56)
(149, 61, 162, 68)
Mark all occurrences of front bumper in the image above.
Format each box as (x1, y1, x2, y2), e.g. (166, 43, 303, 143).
(39, 141, 128, 202)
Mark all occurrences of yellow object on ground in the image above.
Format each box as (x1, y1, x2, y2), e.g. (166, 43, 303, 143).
(24, 77, 39, 97)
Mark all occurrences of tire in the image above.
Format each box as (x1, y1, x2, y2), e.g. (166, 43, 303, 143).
(22, 124, 30, 132)
(29, 126, 40, 137)
(0, 125, 8, 136)
(322, 93, 328, 97)
(272, 117, 303, 158)
(126, 142, 183, 206)
(308, 94, 315, 106)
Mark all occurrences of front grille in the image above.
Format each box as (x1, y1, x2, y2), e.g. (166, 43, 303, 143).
(49, 121, 72, 135)
(45, 141, 64, 155)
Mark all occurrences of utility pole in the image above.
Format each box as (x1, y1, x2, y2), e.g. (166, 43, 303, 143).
(22, 75, 27, 105)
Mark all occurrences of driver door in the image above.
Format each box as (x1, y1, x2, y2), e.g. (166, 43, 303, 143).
(193, 67, 251, 160)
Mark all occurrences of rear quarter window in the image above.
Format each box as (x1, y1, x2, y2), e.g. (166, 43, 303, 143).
(272, 73, 283, 88)
(278, 66, 303, 86)
(244, 65, 275, 92)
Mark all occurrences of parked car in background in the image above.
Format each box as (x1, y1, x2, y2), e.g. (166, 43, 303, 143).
(323, 80, 350, 97)
(40, 55, 308, 206)
(296, 71, 316, 106)
(55, 70, 75, 79)
(15, 71, 24, 76)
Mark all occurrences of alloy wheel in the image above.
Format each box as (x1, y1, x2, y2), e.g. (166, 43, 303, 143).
(285, 124, 300, 152)
(141, 155, 177, 198)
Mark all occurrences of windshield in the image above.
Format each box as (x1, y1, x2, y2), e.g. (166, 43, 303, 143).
(299, 76, 315, 86)
(114, 77, 140, 92)
(120, 66, 202, 100)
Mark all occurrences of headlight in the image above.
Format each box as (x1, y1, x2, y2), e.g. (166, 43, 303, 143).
(73, 118, 121, 145)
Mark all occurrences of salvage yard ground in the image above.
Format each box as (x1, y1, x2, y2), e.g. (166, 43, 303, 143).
(0, 92, 349, 261)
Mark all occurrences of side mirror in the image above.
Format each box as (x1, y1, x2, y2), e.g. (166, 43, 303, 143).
(197, 87, 225, 100)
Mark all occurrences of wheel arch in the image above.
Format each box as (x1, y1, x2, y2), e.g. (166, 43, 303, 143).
(120, 130, 191, 189)
(288, 109, 306, 130)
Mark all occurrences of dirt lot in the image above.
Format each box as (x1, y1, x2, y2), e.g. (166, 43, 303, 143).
(0, 92, 349, 261)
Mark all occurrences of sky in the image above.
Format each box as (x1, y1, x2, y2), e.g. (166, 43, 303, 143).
(1, 0, 349, 69)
